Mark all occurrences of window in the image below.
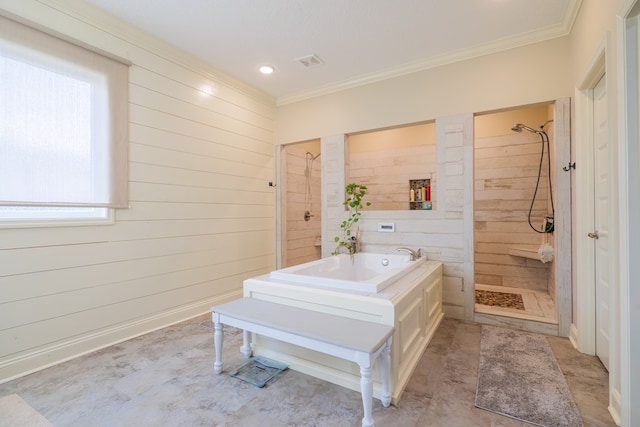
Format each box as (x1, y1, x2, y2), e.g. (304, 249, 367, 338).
(0, 14, 129, 226)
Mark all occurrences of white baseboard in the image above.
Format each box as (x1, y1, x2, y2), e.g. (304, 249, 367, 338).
(609, 388, 622, 426)
(569, 323, 579, 350)
(0, 291, 241, 384)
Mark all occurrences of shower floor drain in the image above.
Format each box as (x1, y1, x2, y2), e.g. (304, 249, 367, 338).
(475, 290, 525, 310)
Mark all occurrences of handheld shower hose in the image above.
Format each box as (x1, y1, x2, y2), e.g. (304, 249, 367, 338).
(511, 123, 555, 234)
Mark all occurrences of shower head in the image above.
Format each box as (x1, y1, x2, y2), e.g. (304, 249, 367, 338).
(511, 123, 539, 134)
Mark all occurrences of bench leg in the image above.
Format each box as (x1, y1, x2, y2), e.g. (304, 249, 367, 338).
(241, 330, 252, 358)
(380, 338, 392, 407)
(213, 314, 223, 374)
(359, 365, 375, 427)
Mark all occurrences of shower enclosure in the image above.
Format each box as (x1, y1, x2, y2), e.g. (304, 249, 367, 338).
(473, 103, 568, 334)
(280, 140, 322, 267)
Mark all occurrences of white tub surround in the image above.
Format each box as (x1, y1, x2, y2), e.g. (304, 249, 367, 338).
(270, 252, 424, 293)
(243, 259, 443, 404)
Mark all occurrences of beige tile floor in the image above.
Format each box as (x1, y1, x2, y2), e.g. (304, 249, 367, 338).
(0, 315, 615, 427)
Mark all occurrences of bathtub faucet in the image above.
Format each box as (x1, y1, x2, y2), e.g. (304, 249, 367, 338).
(348, 236, 359, 254)
(396, 247, 421, 261)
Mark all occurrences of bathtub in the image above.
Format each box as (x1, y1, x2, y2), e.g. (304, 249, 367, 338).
(244, 257, 444, 404)
(269, 252, 425, 293)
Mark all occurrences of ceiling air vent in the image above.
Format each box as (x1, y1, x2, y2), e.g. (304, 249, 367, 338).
(296, 54, 324, 69)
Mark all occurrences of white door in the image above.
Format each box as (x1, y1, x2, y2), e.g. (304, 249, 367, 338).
(593, 75, 610, 370)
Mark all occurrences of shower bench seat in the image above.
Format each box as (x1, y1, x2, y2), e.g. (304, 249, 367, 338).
(211, 297, 394, 427)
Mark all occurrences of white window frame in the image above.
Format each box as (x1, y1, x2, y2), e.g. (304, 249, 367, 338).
(0, 14, 129, 228)
(0, 207, 114, 229)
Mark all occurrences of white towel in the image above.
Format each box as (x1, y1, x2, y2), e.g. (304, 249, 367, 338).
(538, 243, 555, 263)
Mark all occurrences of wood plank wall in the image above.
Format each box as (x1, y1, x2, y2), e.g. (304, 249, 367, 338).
(348, 122, 437, 211)
(349, 145, 437, 211)
(0, 0, 276, 382)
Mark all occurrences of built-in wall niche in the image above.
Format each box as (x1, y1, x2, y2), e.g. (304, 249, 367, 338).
(347, 121, 436, 211)
(409, 178, 432, 210)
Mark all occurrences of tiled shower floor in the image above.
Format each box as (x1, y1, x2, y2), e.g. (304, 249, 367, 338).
(474, 283, 557, 325)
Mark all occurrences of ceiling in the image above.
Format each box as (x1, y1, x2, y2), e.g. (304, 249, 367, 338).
(84, 0, 581, 104)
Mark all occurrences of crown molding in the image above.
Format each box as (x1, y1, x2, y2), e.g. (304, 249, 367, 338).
(562, 0, 583, 33)
(9, 0, 581, 110)
(32, 0, 276, 107)
(277, 0, 583, 106)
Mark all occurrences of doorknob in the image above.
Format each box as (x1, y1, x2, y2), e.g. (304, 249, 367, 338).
(588, 231, 599, 239)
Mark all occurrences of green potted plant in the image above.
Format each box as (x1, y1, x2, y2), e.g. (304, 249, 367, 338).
(332, 183, 371, 256)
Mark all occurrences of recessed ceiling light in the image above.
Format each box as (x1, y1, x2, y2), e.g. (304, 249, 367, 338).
(259, 65, 275, 75)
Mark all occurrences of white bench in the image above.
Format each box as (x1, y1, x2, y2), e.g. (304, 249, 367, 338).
(211, 298, 394, 427)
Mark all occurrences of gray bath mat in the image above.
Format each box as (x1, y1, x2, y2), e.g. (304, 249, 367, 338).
(475, 325, 584, 427)
(229, 356, 288, 388)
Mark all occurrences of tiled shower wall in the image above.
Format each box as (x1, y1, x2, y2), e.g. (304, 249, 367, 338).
(472, 102, 570, 332)
(283, 144, 322, 267)
(349, 144, 437, 211)
(474, 130, 552, 291)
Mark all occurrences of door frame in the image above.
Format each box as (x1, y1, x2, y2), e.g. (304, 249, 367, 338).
(592, 74, 611, 371)
(618, 1, 640, 425)
(276, 144, 286, 270)
(572, 34, 611, 356)
(574, 32, 623, 424)
(571, 32, 625, 425)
